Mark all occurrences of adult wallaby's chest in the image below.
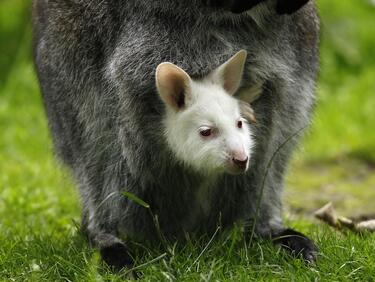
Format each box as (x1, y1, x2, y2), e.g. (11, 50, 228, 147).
(110, 16, 286, 90)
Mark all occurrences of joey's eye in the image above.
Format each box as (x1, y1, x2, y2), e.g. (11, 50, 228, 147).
(199, 127, 212, 137)
(237, 120, 243, 129)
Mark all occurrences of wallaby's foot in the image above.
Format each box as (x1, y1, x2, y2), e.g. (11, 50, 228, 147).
(100, 241, 134, 271)
(92, 233, 134, 271)
(272, 228, 318, 263)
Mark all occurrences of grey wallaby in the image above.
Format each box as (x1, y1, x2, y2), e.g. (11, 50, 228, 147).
(33, 0, 320, 269)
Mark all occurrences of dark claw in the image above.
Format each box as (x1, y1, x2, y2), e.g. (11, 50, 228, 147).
(272, 228, 318, 263)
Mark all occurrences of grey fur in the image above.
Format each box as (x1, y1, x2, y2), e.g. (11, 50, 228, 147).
(33, 0, 320, 265)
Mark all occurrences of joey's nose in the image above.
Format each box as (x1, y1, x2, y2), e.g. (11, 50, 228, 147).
(232, 156, 248, 168)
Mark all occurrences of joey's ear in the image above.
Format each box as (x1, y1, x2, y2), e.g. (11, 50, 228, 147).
(276, 0, 309, 15)
(236, 81, 264, 104)
(214, 50, 247, 96)
(155, 63, 191, 111)
(240, 101, 257, 124)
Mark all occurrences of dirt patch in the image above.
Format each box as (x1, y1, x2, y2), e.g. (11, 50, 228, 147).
(285, 156, 375, 217)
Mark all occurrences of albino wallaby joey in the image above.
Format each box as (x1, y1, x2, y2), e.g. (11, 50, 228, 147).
(33, 0, 320, 269)
(156, 50, 257, 176)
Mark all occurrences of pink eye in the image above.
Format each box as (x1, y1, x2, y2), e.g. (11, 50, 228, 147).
(237, 120, 243, 129)
(199, 128, 212, 137)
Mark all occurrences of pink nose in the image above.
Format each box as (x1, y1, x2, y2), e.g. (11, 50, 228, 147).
(232, 152, 248, 169)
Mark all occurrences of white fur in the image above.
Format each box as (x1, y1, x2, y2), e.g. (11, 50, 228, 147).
(164, 81, 253, 174)
(156, 51, 255, 176)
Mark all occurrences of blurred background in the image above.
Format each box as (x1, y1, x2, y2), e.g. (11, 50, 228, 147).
(0, 0, 374, 254)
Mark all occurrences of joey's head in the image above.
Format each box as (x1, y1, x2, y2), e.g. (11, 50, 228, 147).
(156, 50, 257, 175)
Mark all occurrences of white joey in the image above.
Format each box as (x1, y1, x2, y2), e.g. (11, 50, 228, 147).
(156, 50, 261, 175)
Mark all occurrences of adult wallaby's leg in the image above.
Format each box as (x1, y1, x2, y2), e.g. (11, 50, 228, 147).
(82, 210, 133, 270)
(33, 0, 135, 269)
(241, 79, 318, 262)
(238, 2, 320, 260)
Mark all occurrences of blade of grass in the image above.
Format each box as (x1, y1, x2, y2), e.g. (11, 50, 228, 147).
(122, 191, 150, 209)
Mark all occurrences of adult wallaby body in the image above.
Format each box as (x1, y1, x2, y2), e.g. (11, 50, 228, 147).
(33, 0, 320, 268)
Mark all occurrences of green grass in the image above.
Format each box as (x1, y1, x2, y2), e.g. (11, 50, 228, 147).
(2, 223, 375, 281)
(1, 0, 375, 280)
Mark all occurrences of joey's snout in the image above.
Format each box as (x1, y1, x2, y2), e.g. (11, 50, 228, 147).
(233, 155, 248, 168)
(227, 150, 249, 174)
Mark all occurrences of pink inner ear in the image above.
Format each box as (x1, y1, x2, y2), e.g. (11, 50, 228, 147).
(223, 75, 237, 95)
(157, 65, 189, 110)
(168, 72, 186, 109)
(223, 71, 242, 95)
(175, 89, 185, 108)
(220, 50, 247, 95)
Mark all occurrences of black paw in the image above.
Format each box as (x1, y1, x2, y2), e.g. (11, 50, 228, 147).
(272, 228, 318, 263)
(100, 242, 134, 271)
